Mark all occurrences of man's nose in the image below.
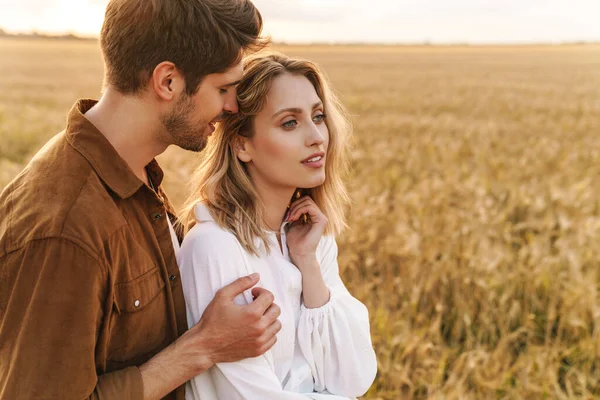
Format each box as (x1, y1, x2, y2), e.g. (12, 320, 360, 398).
(223, 91, 239, 114)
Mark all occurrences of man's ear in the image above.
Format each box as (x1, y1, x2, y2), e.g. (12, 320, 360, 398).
(234, 135, 252, 163)
(151, 61, 184, 101)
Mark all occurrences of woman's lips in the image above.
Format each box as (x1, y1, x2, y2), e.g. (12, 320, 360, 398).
(301, 155, 325, 169)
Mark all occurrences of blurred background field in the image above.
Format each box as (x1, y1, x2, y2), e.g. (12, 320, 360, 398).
(1, 38, 600, 399)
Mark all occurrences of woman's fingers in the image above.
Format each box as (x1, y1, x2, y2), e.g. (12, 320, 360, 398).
(287, 196, 318, 221)
(287, 202, 314, 222)
(289, 195, 313, 209)
(288, 203, 325, 224)
(287, 206, 311, 223)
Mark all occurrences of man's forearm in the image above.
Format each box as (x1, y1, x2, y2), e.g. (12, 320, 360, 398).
(140, 333, 213, 400)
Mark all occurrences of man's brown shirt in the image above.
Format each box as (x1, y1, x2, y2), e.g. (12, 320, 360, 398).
(0, 100, 187, 399)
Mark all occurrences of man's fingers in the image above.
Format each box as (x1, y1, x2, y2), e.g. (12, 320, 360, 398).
(218, 273, 260, 300)
(248, 288, 275, 315)
(258, 319, 281, 345)
(266, 318, 282, 336)
(258, 335, 278, 355)
(263, 303, 281, 322)
(251, 286, 271, 300)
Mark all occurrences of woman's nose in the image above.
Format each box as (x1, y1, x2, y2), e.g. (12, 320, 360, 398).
(306, 121, 326, 147)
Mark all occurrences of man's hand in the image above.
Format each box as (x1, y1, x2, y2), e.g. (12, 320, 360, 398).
(191, 273, 282, 365)
(139, 273, 281, 400)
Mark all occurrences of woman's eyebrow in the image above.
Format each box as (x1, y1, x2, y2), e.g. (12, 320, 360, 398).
(272, 102, 323, 118)
(272, 107, 302, 118)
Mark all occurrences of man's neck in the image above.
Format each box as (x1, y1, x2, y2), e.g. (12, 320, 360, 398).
(85, 88, 169, 183)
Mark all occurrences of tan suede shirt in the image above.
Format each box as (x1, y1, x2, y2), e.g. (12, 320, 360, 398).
(0, 100, 187, 399)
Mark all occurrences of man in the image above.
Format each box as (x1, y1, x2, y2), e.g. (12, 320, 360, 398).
(0, 0, 281, 399)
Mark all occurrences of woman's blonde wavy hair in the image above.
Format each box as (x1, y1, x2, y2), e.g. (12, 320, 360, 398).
(181, 52, 351, 256)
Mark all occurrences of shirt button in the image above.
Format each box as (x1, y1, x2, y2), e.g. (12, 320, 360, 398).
(134, 299, 140, 307)
(152, 212, 162, 220)
(169, 275, 176, 281)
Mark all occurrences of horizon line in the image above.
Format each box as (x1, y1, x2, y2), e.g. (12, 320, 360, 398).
(1, 29, 599, 47)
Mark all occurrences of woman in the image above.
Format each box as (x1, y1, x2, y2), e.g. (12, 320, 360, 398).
(178, 52, 377, 399)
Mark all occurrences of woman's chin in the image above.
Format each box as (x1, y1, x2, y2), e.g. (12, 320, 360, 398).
(297, 174, 326, 189)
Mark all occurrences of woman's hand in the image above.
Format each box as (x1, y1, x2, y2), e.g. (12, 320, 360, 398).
(286, 196, 331, 307)
(285, 196, 327, 270)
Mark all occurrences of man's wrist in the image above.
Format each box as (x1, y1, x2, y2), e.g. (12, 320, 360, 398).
(177, 327, 215, 375)
(138, 330, 214, 400)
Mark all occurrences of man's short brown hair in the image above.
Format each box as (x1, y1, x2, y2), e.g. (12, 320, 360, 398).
(100, 0, 268, 95)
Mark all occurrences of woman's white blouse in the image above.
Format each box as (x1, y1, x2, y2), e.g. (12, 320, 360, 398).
(177, 203, 377, 400)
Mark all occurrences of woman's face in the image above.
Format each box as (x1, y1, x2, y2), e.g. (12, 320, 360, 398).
(237, 73, 329, 193)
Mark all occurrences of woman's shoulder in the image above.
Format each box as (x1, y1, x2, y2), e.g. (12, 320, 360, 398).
(178, 204, 254, 300)
(180, 202, 243, 256)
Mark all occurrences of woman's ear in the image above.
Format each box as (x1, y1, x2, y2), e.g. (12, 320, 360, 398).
(234, 135, 252, 163)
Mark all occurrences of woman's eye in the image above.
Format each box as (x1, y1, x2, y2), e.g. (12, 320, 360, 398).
(220, 88, 228, 94)
(281, 119, 298, 129)
(312, 113, 326, 123)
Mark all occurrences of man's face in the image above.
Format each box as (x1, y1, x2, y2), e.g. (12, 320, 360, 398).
(161, 61, 243, 152)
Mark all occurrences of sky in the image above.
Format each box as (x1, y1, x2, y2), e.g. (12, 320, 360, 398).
(0, 0, 599, 44)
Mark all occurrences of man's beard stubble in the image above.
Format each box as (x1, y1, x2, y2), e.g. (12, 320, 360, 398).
(161, 94, 208, 152)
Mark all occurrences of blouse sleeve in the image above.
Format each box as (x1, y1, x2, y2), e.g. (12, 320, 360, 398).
(297, 235, 378, 397)
(178, 224, 354, 400)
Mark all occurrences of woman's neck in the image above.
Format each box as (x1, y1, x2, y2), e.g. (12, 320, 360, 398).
(253, 181, 295, 232)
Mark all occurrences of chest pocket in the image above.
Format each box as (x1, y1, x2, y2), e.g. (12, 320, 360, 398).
(107, 267, 170, 364)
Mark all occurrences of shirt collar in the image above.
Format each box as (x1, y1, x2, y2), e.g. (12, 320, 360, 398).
(194, 202, 291, 250)
(65, 99, 165, 199)
(194, 202, 215, 223)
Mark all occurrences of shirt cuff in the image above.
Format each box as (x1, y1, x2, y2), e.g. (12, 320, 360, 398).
(300, 287, 338, 314)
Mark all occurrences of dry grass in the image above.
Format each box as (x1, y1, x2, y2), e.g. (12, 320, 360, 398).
(2, 38, 600, 399)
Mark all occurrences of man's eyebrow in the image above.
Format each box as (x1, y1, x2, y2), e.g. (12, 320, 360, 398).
(222, 80, 241, 88)
(272, 102, 323, 118)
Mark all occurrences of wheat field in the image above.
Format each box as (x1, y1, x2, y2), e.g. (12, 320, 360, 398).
(2, 38, 600, 399)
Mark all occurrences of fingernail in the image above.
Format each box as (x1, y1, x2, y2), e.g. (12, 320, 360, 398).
(250, 273, 259, 280)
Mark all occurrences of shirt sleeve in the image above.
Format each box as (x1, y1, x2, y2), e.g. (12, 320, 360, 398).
(297, 235, 378, 398)
(0, 237, 144, 400)
(177, 224, 354, 400)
